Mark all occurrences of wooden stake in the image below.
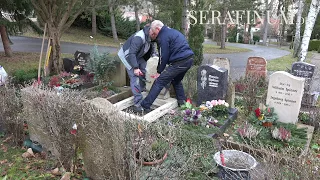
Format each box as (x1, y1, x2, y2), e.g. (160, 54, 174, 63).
(44, 38, 51, 77)
(37, 23, 47, 84)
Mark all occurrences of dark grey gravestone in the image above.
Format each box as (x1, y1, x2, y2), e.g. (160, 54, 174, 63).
(197, 65, 228, 106)
(74, 50, 90, 66)
(63, 58, 75, 73)
(291, 62, 315, 92)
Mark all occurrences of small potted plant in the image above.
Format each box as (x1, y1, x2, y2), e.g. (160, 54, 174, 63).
(136, 138, 170, 166)
(199, 99, 229, 118)
(250, 106, 278, 127)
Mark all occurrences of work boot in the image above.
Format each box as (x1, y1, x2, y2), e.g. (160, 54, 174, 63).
(178, 100, 186, 107)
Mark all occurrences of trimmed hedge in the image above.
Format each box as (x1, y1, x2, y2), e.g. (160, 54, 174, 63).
(308, 40, 320, 51)
(318, 45, 320, 53)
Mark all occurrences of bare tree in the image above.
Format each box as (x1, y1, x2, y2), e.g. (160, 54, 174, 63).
(91, 0, 97, 35)
(108, 0, 119, 42)
(0, 25, 12, 57)
(293, 0, 304, 57)
(262, 0, 275, 46)
(134, 2, 141, 32)
(31, 0, 90, 74)
(299, 0, 320, 61)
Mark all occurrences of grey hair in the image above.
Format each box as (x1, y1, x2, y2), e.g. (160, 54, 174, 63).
(150, 20, 164, 30)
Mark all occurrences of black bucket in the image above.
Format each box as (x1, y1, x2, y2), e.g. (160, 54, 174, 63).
(214, 150, 257, 180)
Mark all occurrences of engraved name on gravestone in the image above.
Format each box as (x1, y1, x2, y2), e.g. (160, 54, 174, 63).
(266, 71, 304, 124)
(74, 51, 90, 66)
(197, 65, 228, 105)
(245, 57, 267, 77)
(291, 62, 315, 92)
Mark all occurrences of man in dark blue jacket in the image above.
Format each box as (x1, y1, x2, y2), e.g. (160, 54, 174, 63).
(139, 20, 194, 112)
(118, 25, 154, 109)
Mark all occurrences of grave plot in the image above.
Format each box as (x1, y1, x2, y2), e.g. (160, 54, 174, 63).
(222, 71, 315, 157)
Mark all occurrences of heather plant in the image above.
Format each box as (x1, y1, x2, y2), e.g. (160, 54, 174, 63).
(21, 86, 84, 171)
(0, 83, 24, 145)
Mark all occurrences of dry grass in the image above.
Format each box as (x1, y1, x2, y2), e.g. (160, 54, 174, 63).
(203, 44, 251, 54)
(23, 27, 125, 48)
(0, 52, 73, 75)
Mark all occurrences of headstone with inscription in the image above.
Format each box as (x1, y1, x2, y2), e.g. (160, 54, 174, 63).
(245, 57, 267, 77)
(197, 65, 228, 105)
(74, 51, 90, 67)
(209, 57, 230, 77)
(291, 62, 315, 92)
(145, 57, 170, 99)
(266, 71, 304, 124)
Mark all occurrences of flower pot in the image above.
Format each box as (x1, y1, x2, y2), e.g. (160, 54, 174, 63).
(262, 122, 273, 127)
(214, 150, 257, 180)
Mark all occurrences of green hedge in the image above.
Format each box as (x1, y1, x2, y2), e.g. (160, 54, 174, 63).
(318, 45, 320, 53)
(308, 40, 320, 51)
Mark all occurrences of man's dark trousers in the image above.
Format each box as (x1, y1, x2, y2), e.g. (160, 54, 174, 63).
(141, 57, 193, 109)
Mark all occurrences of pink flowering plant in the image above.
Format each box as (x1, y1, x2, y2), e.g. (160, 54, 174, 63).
(199, 99, 229, 118)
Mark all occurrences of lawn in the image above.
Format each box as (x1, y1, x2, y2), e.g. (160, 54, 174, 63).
(0, 136, 57, 179)
(0, 52, 73, 75)
(203, 44, 251, 54)
(267, 51, 315, 71)
(23, 27, 125, 48)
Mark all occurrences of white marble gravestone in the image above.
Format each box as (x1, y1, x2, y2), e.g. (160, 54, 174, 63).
(145, 57, 170, 99)
(266, 71, 305, 124)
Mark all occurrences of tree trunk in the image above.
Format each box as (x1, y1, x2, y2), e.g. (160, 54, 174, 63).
(299, 0, 320, 61)
(108, 0, 118, 42)
(293, 0, 304, 58)
(92, 0, 97, 36)
(262, 0, 274, 46)
(181, 0, 188, 36)
(134, 3, 140, 32)
(0, 25, 13, 57)
(220, 6, 227, 49)
(47, 26, 62, 74)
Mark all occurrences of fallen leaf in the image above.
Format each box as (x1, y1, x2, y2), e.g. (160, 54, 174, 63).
(60, 172, 71, 180)
(22, 152, 33, 158)
(2, 136, 12, 143)
(1, 145, 7, 152)
(0, 159, 8, 164)
(317, 154, 320, 158)
(27, 148, 35, 157)
(223, 133, 230, 137)
(25, 165, 31, 170)
(51, 167, 61, 176)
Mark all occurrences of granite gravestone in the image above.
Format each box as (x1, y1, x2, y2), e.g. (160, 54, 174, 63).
(74, 51, 90, 67)
(209, 58, 230, 77)
(291, 62, 315, 92)
(197, 65, 228, 105)
(245, 57, 267, 77)
(145, 57, 170, 99)
(266, 71, 304, 124)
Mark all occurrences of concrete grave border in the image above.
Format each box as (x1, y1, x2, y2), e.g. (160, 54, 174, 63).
(113, 92, 178, 123)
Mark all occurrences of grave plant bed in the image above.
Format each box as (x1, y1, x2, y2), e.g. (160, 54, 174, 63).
(232, 122, 308, 153)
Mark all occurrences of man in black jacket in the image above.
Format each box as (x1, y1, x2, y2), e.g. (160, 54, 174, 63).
(139, 20, 194, 113)
(118, 25, 154, 110)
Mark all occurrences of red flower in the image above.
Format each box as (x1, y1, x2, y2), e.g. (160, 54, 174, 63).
(70, 129, 77, 135)
(267, 108, 271, 113)
(186, 98, 192, 104)
(254, 108, 261, 117)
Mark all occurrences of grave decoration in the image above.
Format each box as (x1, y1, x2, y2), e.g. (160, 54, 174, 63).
(170, 98, 237, 137)
(233, 106, 308, 151)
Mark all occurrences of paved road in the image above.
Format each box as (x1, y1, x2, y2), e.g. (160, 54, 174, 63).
(0, 36, 118, 54)
(1, 36, 291, 81)
(203, 39, 291, 80)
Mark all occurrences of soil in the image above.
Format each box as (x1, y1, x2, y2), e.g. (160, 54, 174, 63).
(123, 105, 157, 116)
(224, 157, 252, 169)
